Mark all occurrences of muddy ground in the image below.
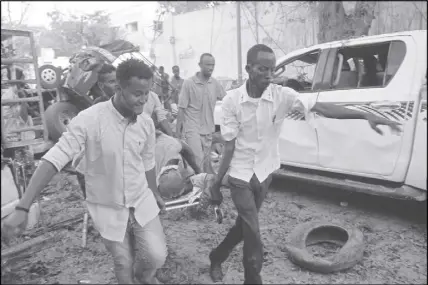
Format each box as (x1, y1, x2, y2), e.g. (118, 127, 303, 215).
(1, 172, 427, 284)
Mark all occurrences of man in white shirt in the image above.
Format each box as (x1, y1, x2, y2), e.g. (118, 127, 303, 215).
(207, 44, 401, 284)
(1, 59, 167, 284)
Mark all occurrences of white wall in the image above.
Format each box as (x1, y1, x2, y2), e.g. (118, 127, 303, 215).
(109, 2, 159, 53)
(152, 1, 426, 80)
(152, 2, 317, 80)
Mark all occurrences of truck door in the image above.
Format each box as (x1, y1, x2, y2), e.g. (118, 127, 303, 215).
(274, 48, 330, 166)
(313, 36, 419, 180)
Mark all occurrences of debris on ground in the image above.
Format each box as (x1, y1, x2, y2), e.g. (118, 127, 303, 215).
(1, 173, 427, 284)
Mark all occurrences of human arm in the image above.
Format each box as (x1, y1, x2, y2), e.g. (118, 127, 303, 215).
(176, 80, 191, 137)
(180, 140, 202, 174)
(1, 113, 88, 242)
(282, 87, 402, 135)
(210, 95, 239, 205)
(142, 119, 165, 211)
(311, 102, 401, 135)
(151, 92, 174, 136)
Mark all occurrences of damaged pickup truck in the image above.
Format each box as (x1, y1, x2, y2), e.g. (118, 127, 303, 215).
(213, 30, 427, 201)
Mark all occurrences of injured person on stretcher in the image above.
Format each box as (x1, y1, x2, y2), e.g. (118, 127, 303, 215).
(155, 129, 217, 210)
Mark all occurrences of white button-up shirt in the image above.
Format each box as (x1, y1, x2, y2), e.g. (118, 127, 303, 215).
(43, 100, 159, 242)
(221, 82, 316, 183)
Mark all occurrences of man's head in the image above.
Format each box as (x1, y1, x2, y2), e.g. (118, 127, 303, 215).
(98, 64, 117, 98)
(115, 58, 153, 115)
(172, 65, 180, 78)
(246, 44, 276, 91)
(159, 66, 164, 74)
(199, 53, 215, 78)
(158, 168, 188, 200)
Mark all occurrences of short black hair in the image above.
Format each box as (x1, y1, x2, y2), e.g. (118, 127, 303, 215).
(247, 44, 274, 65)
(172, 65, 179, 70)
(159, 66, 164, 71)
(98, 64, 116, 81)
(200, 53, 214, 63)
(116, 58, 153, 86)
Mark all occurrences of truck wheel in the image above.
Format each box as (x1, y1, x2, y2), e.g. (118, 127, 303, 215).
(39, 65, 61, 89)
(45, 102, 79, 142)
(285, 221, 365, 274)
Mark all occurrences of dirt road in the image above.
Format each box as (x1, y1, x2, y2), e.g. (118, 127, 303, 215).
(1, 172, 427, 284)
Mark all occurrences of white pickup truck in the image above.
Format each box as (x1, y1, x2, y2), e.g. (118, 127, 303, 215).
(213, 30, 427, 201)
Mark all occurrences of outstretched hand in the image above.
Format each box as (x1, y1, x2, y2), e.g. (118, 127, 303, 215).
(1, 210, 29, 246)
(367, 116, 402, 135)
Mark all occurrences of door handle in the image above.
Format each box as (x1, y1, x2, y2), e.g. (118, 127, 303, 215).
(369, 101, 401, 110)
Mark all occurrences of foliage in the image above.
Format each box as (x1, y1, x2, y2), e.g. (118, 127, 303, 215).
(316, 1, 377, 43)
(43, 9, 124, 55)
(156, 1, 223, 15)
(0, 1, 31, 29)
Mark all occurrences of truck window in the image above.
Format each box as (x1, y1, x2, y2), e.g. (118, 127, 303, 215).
(328, 40, 406, 90)
(274, 51, 320, 92)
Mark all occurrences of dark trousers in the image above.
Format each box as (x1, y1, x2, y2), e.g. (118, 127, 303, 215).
(210, 174, 273, 284)
(76, 172, 86, 199)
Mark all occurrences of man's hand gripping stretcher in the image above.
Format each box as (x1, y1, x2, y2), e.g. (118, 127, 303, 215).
(155, 131, 223, 223)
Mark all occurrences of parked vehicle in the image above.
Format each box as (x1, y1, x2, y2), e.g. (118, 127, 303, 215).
(41, 40, 175, 142)
(213, 30, 427, 201)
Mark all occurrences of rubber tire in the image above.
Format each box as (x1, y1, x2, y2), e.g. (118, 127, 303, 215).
(285, 221, 365, 274)
(45, 102, 79, 142)
(39, 64, 62, 89)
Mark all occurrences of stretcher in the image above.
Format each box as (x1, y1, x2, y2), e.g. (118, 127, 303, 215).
(164, 173, 224, 224)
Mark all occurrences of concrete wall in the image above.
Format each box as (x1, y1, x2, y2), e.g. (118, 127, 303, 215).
(151, 1, 427, 80)
(109, 2, 159, 53)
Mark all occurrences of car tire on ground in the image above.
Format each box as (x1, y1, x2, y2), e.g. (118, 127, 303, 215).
(45, 102, 79, 142)
(285, 221, 365, 274)
(39, 65, 62, 89)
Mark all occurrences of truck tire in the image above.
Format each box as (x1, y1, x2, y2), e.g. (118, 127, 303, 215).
(45, 102, 79, 142)
(285, 221, 365, 274)
(39, 65, 61, 89)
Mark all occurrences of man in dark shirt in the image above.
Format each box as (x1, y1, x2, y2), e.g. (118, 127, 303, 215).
(170, 65, 184, 105)
(158, 66, 170, 110)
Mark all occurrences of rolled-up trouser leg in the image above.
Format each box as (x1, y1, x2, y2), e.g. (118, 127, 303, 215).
(102, 219, 136, 284)
(133, 214, 168, 284)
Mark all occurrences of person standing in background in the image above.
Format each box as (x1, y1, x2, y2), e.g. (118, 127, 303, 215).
(92, 64, 118, 104)
(158, 66, 170, 110)
(176, 53, 226, 173)
(151, 65, 162, 98)
(170, 65, 184, 105)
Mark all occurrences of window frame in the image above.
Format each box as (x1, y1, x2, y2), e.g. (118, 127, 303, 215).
(274, 48, 330, 93)
(322, 40, 407, 92)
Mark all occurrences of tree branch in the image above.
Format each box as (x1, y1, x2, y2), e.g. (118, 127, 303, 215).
(18, 2, 30, 25)
(7, 2, 13, 24)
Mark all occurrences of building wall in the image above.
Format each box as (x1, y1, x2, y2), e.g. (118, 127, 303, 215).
(152, 1, 426, 80)
(109, 2, 159, 53)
